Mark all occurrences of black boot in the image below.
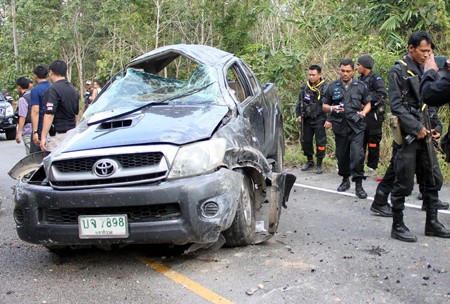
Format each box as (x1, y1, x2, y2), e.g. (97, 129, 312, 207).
(421, 199, 449, 211)
(301, 157, 314, 171)
(355, 180, 367, 199)
(315, 158, 323, 174)
(337, 177, 350, 192)
(370, 190, 392, 217)
(425, 206, 450, 238)
(391, 209, 417, 242)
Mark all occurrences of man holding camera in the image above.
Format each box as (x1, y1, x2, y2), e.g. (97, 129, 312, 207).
(322, 59, 371, 199)
(387, 31, 449, 242)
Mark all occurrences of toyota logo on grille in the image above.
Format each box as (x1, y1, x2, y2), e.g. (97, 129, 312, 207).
(93, 159, 118, 177)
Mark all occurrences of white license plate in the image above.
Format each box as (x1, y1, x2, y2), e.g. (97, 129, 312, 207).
(78, 215, 129, 239)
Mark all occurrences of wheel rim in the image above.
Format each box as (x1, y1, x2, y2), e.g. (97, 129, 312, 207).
(241, 180, 253, 227)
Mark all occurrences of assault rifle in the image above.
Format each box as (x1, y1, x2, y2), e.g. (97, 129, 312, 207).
(433, 138, 445, 155)
(420, 104, 437, 186)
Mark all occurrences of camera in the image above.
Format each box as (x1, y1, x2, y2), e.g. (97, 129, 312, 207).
(434, 56, 448, 77)
(435, 55, 448, 70)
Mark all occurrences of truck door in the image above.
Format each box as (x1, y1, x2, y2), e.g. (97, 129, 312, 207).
(225, 61, 265, 150)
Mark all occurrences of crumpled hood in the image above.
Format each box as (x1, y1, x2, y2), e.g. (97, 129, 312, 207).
(60, 104, 229, 152)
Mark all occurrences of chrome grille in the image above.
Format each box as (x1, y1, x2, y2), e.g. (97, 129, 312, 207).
(48, 145, 178, 190)
(53, 152, 164, 173)
(41, 203, 181, 224)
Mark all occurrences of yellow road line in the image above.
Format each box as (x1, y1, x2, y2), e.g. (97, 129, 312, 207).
(136, 255, 235, 304)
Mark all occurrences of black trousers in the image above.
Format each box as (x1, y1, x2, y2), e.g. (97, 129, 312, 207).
(390, 139, 443, 210)
(363, 111, 383, 169)
(300, 119, 327, 159)
(376, 142, 398, 196)
(334, 129, 365, 182)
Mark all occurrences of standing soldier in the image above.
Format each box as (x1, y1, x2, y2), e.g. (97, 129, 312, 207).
(387, 31, 449, 242)
(357, 55, 387, 175)
(322, 59, 372, 199)
(296, 65, 328, 174)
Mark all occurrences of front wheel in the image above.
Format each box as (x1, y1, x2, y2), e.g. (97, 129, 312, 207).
(223, 175, 255, 247)
(5, 128, 16, 140)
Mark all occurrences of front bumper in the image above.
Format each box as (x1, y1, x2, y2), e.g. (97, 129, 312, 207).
(0, 117, 16, 130)
(14, 169, 243, 246)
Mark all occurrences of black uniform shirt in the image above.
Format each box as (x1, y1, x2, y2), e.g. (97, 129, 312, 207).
(389, 56, 424, 136)
(358, 71, 387, 110)
(421, 69, 450, 107)
(295, 79, 327, 122)
(43, 79, 80, 133)
(322, 78, 371, 135)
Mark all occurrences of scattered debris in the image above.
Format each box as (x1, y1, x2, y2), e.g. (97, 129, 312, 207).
(246, 287, 258, 295)
(363, 246, 386, 256)
(246, 283, 264, 296)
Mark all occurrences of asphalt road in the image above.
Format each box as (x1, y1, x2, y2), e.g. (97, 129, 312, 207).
(1, 135, 449, 304)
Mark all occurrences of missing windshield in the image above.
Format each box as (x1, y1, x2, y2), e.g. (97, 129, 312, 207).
(85, 61, 222, 120)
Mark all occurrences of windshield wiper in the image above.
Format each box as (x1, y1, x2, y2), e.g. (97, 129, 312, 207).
(87, 82, 214, 126)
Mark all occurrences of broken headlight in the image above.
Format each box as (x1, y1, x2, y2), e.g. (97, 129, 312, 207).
(5, 103, 14, 116)
(167, 138, 226, 179)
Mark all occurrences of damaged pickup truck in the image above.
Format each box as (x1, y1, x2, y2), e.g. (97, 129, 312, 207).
(9, 44, 296, 253)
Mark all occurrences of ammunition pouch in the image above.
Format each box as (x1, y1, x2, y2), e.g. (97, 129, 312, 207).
(388, 114, 403, 145)
(303, 103, 317, 119)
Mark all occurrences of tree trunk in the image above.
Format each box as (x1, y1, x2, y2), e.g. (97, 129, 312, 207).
(11, 0, 19, 71)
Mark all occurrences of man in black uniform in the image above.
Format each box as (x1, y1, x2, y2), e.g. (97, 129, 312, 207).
(370, 105, 448, 217)
(83, 80, 93, 112)
(388, 31, 449, 242)
(40, 60, 80, 151)
(323, 59, 371, 199)
(296, 65, 328, 174)
(421, 53, 450, 104)
(357, 55, 387, 174)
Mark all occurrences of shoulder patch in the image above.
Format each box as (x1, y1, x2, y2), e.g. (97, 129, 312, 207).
(376, 76, 382, 80)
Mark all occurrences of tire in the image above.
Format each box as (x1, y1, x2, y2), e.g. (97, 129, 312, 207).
(5, 128, 16, 140)
(223, 175, 255, 247)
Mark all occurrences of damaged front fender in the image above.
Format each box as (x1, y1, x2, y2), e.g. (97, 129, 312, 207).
(223, 146, 296, 242)
(8, 151, 50, 180)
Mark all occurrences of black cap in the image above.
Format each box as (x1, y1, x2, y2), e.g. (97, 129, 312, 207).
(357, 55, 374, 69)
